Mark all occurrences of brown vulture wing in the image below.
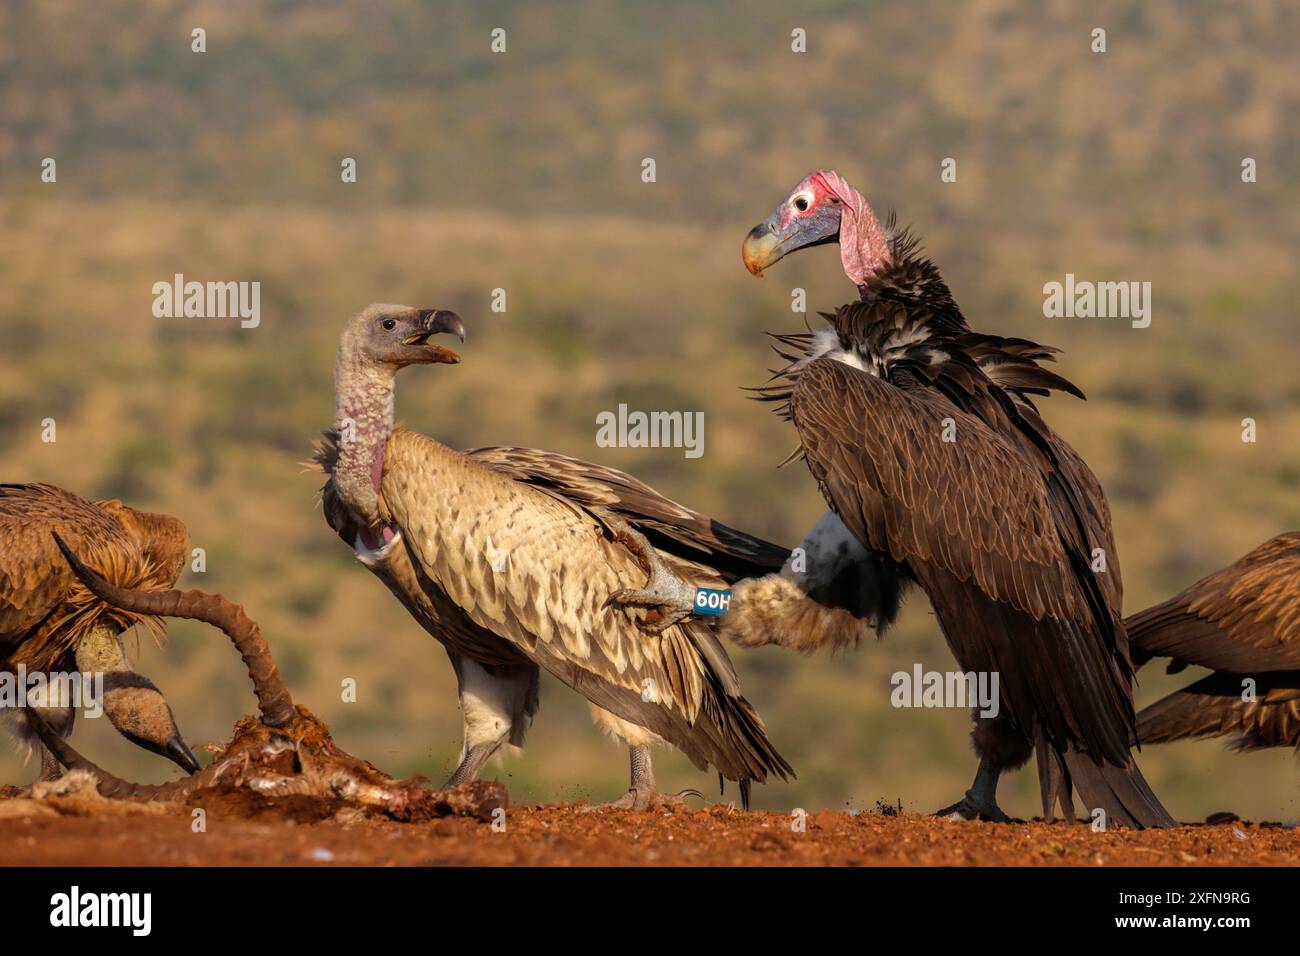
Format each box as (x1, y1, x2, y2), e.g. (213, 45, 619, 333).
(1137, 670, 1300, 750)
(467, 445, 790, 581)
(381, 430, 792, 785)
(1128, 533, 1300, 673)
(0, 484, 105, 641)
(787, 358, 1137, 766)
(0, 484, 165, 669)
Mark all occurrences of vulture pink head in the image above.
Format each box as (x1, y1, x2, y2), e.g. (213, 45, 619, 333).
(742, 170, 889, 288)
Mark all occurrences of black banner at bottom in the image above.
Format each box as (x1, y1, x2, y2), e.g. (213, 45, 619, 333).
(4, 865, 1284, 941)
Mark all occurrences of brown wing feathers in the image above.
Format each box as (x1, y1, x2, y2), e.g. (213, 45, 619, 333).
(381, 430, 792, 788)
(1130, 533, 1300, 751)
(787, 359, 1138, 764)
(770, 299, 1174, 825)
(1137, 672, 1300, 751)
(1129, 534, 1300, 673)
(0, 483, 185, 672)
(467, 445, 790, 581)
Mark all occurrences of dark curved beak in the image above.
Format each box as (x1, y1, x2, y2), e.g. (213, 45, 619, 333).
(421, 309, 465, 341)
(405, 309, 465, 364)
(164, 736, 202, 775)
(742, 205, 842, 277)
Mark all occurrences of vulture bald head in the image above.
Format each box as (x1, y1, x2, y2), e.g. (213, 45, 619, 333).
(331, 303, 466, 544)
(74, 627, 201, 775)
(742, 170, 889, 288)
(337, 303, 466, 372)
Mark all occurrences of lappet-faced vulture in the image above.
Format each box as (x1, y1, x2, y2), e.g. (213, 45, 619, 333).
(1130, 533, 1300, 763)
(0, 484, 201, 781)
(612, 171, 1172, 827)
(318, 304, 792, 808)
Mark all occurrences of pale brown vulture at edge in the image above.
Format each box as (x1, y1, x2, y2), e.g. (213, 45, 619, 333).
(614, 170, 1173, 827)
(316, 304, 792, 809)
(0, 484, 201, 782)
(1130, 533, 1300, 758)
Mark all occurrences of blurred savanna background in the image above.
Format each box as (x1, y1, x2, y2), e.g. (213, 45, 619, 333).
(1, 0, 1297, 822)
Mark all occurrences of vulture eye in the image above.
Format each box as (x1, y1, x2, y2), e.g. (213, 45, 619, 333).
(793, 196, 811, 212)
(382, 318, 397, 331)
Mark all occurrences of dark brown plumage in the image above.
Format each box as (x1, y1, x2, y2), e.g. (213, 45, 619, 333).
(732, 170, 1170, 826)
(1130, 533, 1300, 674)
(1132, 533, 1300, 754)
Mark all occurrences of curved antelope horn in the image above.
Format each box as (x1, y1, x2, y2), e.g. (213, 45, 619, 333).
(52, 531, 296, 728)
(26, 708, 221, 801)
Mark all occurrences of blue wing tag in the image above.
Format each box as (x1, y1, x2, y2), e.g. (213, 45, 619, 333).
(692, 588, 733, 616)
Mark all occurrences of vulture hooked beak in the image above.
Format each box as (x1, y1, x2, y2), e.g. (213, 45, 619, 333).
(164, 735, 203, 775)
(742, 204, 842, 277)
(406, 309, 466, 364)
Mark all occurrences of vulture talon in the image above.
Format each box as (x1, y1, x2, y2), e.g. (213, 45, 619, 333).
(934, 795, 1016, 824)
(636, 607, 692, 636)
(602, 521, 698, 633)
(582, 786, 701, 812)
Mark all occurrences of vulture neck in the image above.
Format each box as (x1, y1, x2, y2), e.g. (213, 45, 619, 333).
(838, 188, 890, 294)
(816, 173, 891, 292)
(332, 357, 397, 529)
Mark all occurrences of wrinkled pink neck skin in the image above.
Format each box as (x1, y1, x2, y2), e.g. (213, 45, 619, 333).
(356, 437, 397, 549)
(333, 357, 400, 551)
(810, 170, 890, 290)
(357, 522, 395, 552)
(369, 436, 387, 495)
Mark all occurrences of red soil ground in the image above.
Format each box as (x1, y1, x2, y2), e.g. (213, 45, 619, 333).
(2, 800, 1297, 867)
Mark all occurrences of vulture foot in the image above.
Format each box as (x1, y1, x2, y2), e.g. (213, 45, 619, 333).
(935, 793, 1017, 824)
(582, 786, 705, 812)
(602, 523, 697, 635)
(936, 758, 1021, 822)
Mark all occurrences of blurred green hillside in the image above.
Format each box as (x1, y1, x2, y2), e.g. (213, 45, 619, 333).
(1, 0, 1297, 822)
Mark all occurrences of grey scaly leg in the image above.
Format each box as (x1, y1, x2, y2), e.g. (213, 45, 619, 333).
(444, 740, 502, 787)
(583, 745, 704, 811)
(936, 759, 1013, 823)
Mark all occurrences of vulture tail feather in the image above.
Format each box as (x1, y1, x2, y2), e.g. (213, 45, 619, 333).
(1056, 750, 1174, 829)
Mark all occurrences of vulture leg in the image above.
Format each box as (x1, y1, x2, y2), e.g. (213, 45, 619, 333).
(935, 760, 1010, 823)
(601, 524, 696, 635)
(6, 673, 78, 783)
(936, 714, 1031, 823)
(444, 655, 538, 787)
(585, 745, 704, 811)
(446, 741, 500, 787)
(32, 700, 77, 783)
(38, 746, 68, 782)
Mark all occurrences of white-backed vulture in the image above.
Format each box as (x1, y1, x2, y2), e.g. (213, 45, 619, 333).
(312, 447, 540, 786)
(319, 304, 792, 808)
(612, 170, 1172, 827)
(1130, 533, 1300, 758)
(0, 484, 200, 781)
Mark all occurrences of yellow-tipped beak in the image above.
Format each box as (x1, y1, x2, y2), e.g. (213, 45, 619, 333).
(742, 222, 783, 277)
